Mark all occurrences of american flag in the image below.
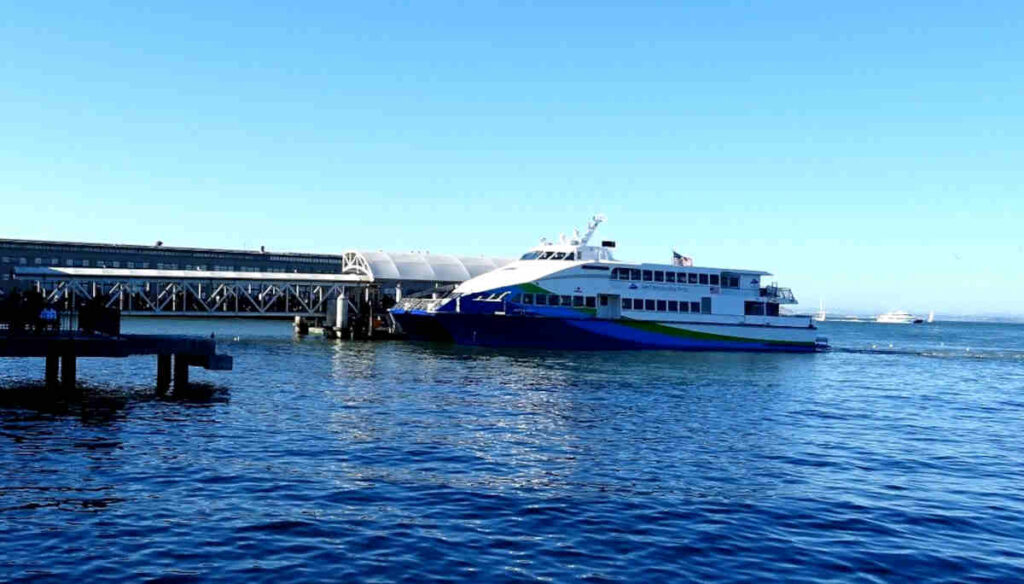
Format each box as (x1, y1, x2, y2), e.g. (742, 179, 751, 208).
(672, 250, 693, 267)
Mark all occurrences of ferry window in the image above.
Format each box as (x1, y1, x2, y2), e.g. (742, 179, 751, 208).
(657, 300, 667, 311)
(680, 302, 689, 313)
(668, 300, 678, 311)
(645, 299, 656, 311)
(619, 269, 630, 281)
(538, 252, 553, 260)
(699, 274, 709, 285)
(767, 303, 780, 316)
(710, 274, 720, 286)
(701, 297, 712, 314)
(688, 273, 698, 284)
(600, 296, 608, 306)
(585, 297, 596, 308)
(551, 252, 566, 260)
(690, 301, 701, 313)
(622, 298, 632, 309)
(731, 276, 740, 288)
(565, 253, 575, 261)
(654, 271, 664, 282)
(610, 268, 619, 279)
(536, 294, 547, 305)
(520, 252, 540, 260)
(642, 270, 653, 282)
(744, 301, 765, 316)
(665, 272, 675, 283)
(572, 296, 584, 307)
(560, 295, 572, 306)
(522, 293, 534, 304)
(630, 269, 641, 280)
(549, 294, 560, 305)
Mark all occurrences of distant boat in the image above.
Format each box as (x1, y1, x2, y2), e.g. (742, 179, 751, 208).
(876, 310, 918, 324)
(927, 310, 935, 323)
(814, 299, 826, 322)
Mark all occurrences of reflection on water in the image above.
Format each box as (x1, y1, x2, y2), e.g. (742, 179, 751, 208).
(1, 319, 1023, 581)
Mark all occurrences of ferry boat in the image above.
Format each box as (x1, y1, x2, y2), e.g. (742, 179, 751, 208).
(390, 216, 827, 352)
(875, 310, 919, 324)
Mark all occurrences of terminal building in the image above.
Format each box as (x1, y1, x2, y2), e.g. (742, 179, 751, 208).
(0, 238, 511, 316)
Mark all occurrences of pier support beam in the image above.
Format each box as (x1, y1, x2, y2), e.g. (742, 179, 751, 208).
(45, 354, 59, 389)
(156, 354, 171, 395)
(173, 355, 189, 393)
(60, 353, 77, 391)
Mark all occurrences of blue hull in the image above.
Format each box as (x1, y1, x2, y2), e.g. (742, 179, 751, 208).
(391, 311, 817, 353)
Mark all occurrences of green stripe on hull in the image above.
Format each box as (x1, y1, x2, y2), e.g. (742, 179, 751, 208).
(619, 319, 815, 347)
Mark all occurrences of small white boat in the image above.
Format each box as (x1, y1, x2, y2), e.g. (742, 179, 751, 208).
(876, 310, 918, 324)
(814, 299, 826, 322)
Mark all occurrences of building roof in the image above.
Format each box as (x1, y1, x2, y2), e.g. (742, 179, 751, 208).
(341, 251, 512, 283)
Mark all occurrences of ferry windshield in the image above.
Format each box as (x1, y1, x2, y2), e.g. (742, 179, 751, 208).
(519, 252, 541, 260)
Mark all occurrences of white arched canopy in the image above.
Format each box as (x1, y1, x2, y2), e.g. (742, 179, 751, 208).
(341, 250, 511, 284)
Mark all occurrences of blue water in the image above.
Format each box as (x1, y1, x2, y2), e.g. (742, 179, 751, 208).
(2, 320, 1023, 582)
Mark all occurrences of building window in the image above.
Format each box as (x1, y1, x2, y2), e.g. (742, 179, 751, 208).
(112, 261, 120, 268)
(665, 272, 675, 283)
(654, 271, 664, 282)
(668, 300, 678, 312)
(585, 296, 596, 308)
(19, 258, 27, 265)
(66, 259, 74, 266)
(0, 257, 8, 263)
(657, 300, 667, 311)
(645, 299, 655, 311)
(710, 274, 720, 286)
(82, 260, 89, 267)
(691, 301, 701, 313)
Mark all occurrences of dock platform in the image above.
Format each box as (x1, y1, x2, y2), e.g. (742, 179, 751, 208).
(0, 334, 233, 394)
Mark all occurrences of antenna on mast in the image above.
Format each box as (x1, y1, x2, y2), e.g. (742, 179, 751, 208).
(579, 214, 606, 246)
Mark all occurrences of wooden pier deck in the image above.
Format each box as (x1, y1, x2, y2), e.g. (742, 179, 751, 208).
(0, 334, 233, 394)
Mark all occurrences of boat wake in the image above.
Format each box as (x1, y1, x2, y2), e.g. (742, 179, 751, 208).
(833, 346, 1024, 362)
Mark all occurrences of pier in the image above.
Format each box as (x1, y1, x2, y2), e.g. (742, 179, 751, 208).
(0, 333, 233, 394)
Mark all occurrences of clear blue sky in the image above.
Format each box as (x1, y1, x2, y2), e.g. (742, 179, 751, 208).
(2, 1, 1021, 315)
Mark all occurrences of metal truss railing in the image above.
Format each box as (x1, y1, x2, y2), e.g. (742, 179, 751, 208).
(17, 275, 367, 318)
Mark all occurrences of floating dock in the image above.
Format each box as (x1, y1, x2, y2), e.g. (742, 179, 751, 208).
(0, 333, 233, 394)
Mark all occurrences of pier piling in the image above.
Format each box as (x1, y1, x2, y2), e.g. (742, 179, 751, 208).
(173, 355, 189, 393)
(157, 354, 171, 395)
(61, 353, 76, 391)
